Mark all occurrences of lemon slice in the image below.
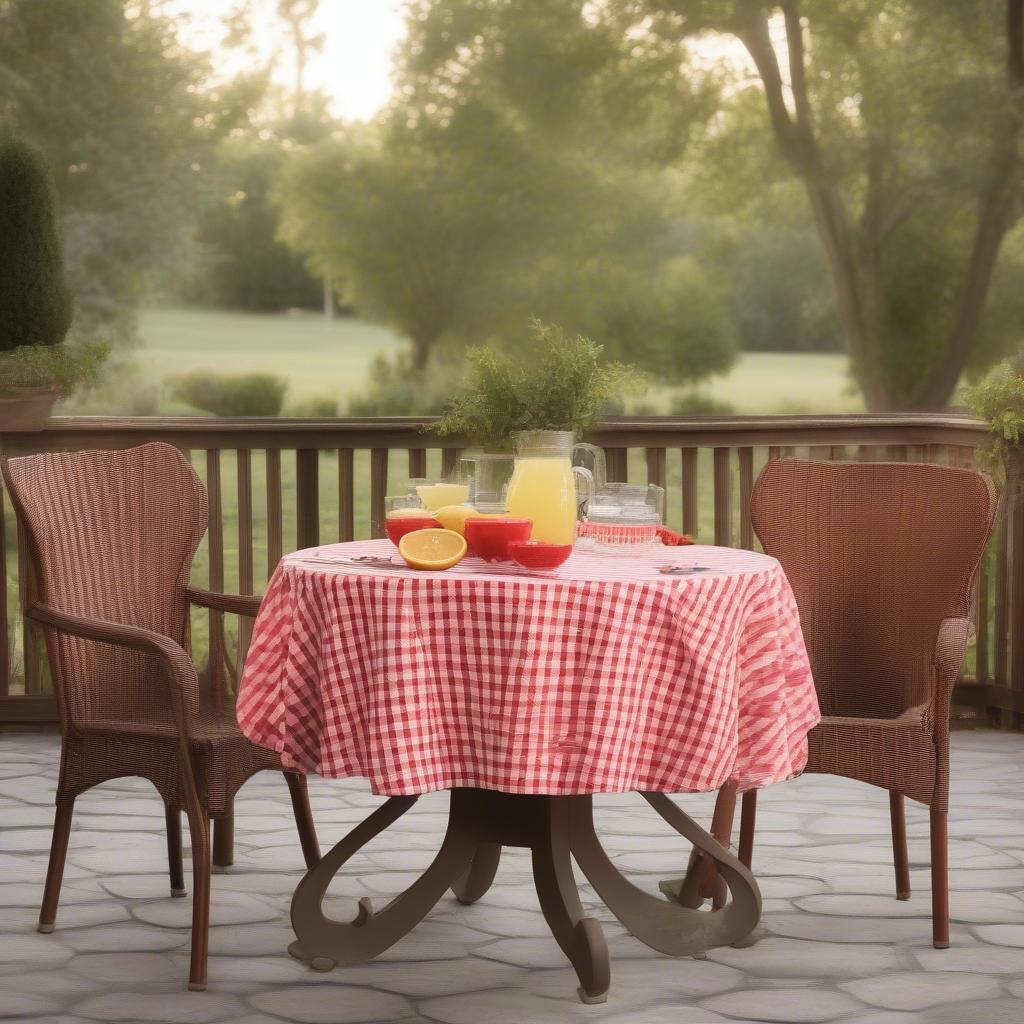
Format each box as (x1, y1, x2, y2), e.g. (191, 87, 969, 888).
(398, 528, 467, 570)
(434, 504, 484, 536)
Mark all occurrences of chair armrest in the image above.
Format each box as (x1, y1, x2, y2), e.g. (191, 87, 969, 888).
(934, 616, 972, 678)
(27, 603, 200, 725)
(185, 585, 262, 618)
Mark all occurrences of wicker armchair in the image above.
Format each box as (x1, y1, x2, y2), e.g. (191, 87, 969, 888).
(3, 442, 320, 991)
(713, 459, 996, 949)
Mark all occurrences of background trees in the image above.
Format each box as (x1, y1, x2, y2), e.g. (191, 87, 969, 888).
(3, 0, 1023, 413)
(277, 0, 738, 396)
(648, 0, 1024, 409)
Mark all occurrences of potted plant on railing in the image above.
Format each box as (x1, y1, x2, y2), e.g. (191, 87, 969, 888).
(432, 320, 643, 539)
(965, 352, 1024, 490)
(0, 132, 105, 431)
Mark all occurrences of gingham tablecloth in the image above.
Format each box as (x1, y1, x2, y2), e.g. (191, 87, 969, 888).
(237, 541, 818, 796)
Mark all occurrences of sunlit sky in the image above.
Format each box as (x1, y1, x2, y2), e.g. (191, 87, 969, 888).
(169, 1, 407, 122)
(167, 1, 776, 123)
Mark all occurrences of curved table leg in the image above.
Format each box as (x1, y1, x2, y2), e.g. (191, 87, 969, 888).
(450, 843, 502, 905)
(289, 795, 476, 969)
(534, 799, 610, 1004)
(568, 794, 761, 956)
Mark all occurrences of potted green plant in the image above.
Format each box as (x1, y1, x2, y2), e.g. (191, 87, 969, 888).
(0, 133, 105, 431)
(965, 352, 1024, 488)
(432, 319, 643, 451)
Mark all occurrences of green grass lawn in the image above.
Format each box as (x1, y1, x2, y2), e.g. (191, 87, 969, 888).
(135, 306, 406, 412)
(127, 307, 860, 416)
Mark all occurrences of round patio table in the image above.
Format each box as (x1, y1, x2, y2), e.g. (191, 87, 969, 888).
(237, 539, 818, 1003)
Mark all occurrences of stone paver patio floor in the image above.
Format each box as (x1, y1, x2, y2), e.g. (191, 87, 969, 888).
(2, 731, 1024, 1024)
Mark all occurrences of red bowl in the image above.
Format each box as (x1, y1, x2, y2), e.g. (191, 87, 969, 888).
(508, 540, 573, 570)
(465, 517, 532, 561)
(385, 515, 441, 546)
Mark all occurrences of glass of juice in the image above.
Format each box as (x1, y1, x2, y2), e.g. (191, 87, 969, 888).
(413, 480, 470, 511)
(385, 495, 439, 546)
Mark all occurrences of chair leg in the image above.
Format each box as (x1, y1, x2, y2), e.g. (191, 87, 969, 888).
(38, 797, 75, 933)
(930, 807, 949, 949)
(166, 804, 187, 897)
(185, 806, 212, 991)
(212, 802, 234, 869)
(889, 792, 911, 901)
(738, 790, 757, 870)
(285, 772, 321, 868)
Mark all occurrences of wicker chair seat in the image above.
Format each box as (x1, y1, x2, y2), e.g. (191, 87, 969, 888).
(807, 712, 936, 808)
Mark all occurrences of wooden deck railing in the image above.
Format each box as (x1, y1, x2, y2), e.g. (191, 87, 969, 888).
(0, 412, 1017, 728)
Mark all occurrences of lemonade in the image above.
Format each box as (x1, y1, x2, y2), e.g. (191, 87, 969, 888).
(505, 457, 577, 544)
(415, 483, 470, 510)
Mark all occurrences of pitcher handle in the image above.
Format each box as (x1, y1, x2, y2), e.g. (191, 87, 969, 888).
(573, 442, 607, 493)
(573, 466, 595, 518)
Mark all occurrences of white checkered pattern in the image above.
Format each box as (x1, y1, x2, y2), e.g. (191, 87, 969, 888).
(237, 541, 819, 796)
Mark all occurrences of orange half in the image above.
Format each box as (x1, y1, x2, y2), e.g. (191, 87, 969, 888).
(398, 528, 467, 571)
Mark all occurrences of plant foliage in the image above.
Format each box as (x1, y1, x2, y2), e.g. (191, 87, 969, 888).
(169, 371, 288, 417)
(432, 321, 644, 450)
(965, 351, 1024, 480)
(0, 133, 73, 352)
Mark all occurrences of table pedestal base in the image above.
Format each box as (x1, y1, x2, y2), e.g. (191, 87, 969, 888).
(288, 788, 760, 1003)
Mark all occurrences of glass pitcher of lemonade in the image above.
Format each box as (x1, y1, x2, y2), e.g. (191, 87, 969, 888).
(505, 431, 595, 544)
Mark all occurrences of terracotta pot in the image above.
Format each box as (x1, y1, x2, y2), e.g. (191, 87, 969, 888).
(0, 388, 59, 432)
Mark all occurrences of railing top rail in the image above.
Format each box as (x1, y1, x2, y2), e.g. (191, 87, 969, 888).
(0, 412, 988, 454)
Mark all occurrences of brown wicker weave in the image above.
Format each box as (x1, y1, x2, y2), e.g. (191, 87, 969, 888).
(711, 459, 996, 949)
(3, 442, 320, 991)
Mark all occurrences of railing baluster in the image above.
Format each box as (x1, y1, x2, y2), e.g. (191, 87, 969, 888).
(681, 448, 698, 537)
(809, 445, 830, 461)
(441, 448, 460, 478)
(408, 447, 427, 479)
(605, 448, 628, 483)
(296, 449, 320, 549)
(645, 448, 666, 492)
(266, 449, 283, 575)
(0, 484, 8, 697)
(977, 550, 989, 687)
(995, 500, 1010, 725)
(236, 449, 254, 673)
(338, 448, 354, 542)
(768, 446, 781, 462)
(370, 448, 388, 538)
(1011, 483, 1024, 728)
(16, 519, 39, 695)
(739, 447, 754, 550)
(206, 450, 226, 710)
(713, 448, 731, 547)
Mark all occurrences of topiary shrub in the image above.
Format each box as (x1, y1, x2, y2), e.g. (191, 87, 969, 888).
(168, 371, 288, 417)
(0, 133, 73, 352)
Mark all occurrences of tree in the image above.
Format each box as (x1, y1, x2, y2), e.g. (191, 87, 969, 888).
(0, 133, 72, 349)
(187, 136, 323, 312)
(649, 0, 1024, 409)
(278, 0, 735, 383)
(0, 0, 221, 344)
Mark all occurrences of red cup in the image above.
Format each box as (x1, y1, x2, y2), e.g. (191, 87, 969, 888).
(508, 540, 573, 570)
(385, 515, 441, 547)
(464, 517, 532, 561)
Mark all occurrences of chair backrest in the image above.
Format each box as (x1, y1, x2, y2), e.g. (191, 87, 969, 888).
(3, 442, 207, 731)
(751, 459, 995, 719)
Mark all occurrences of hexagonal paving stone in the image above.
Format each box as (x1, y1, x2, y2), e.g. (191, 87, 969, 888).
(73, 991, 243, 1022)
(700, 988, 865, 1022)
(708, 936, 906, 978)
(840, 970, 1002, 1010)
(0, 992, 64, 1018)
(132, 891, 278, 929)
(250, 984, 411, 1023)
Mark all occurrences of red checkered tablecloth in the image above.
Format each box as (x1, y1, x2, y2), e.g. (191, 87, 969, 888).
(237, 541, 818, 796)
